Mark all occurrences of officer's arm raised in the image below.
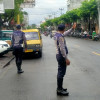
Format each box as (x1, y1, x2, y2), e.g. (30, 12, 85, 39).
(64, 23, 76, 36)
(63, 28, 73, 36)
(59, 37, 70, 66)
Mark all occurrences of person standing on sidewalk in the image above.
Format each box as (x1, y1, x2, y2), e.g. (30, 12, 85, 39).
(54, 23, 76, 96)
(12, 25, 27, 74)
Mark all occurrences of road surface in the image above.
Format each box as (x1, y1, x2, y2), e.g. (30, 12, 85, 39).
(0, 35, 100, 100)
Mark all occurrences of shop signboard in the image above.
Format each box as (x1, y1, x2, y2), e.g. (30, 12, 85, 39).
(3, 0, 14, 9)
(21, 0, 35, 8)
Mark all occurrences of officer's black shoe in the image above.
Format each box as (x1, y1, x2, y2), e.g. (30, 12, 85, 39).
(57, 89, 69, 96)
(63, 88, 67, 91)
(17, 70, 24, 74)
(57, 88, 67, 91)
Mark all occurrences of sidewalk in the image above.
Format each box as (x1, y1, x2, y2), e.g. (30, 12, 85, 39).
(0, 51, 14, 69)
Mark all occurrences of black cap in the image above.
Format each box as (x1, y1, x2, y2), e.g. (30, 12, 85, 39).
(16, 24, 21, 29)
(58, 24, 65, 31)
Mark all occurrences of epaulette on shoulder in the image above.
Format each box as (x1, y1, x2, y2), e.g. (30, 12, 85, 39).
(54, 33, 62, 41)
(55, 33, 62, 37)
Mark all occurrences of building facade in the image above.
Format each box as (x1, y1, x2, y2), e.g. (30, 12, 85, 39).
(21, 0, 35, 8)
(22, 15, 29, 29)
(67, 0, 85, 11)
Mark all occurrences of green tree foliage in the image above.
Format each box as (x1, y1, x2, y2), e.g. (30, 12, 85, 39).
(51, 17, 60, 26)
(79, 0, 98, 18)
(40, 22, 47, 30)
(40, 0, 98, 31)
(1, 0, 27, 26)
(60, 14, 70, 23)
(27, 25, 32, 29)
(32, 24, 37, 29)
(26, 24, 37, 29)
(66, 9, 80, 22)
(46, 20, 53, 26)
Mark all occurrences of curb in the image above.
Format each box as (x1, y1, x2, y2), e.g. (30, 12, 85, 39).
(2, 57, 15, 68)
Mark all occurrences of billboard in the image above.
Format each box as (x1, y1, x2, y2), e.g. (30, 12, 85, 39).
(21, 0, 35, 8)
(0, 0, 4, 13)
(23, 0, 35, 3)
(3, 0, 14, 9)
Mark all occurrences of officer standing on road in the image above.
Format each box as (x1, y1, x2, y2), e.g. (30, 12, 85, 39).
(54, 23, 76, 96)
(12, 25, 27, 74)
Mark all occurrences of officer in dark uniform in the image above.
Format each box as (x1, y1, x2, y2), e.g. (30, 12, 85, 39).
(12, 25, 27, 74)
(54, 23, 76, 96)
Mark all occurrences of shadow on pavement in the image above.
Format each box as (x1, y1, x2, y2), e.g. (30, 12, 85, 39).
(23, 53, 41, 60)
(0, 55, 7, 58)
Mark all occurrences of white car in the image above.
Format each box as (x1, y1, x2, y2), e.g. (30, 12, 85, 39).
(0, 40, 10, 56)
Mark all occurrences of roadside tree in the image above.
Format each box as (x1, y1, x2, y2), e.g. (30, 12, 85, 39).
(1, 0, 27, 29)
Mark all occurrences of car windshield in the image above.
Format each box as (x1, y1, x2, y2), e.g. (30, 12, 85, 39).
(25, 32, 39, 40)
(0, 32, 12, 40)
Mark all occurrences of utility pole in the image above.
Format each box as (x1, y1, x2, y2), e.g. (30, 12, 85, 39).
(48, 15, 52, 19)
(52, 12, 56, 18)
(59, 8, 64, 15)
(17, 4, 20, 25)
(17, 14, 20, 24)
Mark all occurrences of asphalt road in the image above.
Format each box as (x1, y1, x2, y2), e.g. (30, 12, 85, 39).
(0, 35, 100, 100)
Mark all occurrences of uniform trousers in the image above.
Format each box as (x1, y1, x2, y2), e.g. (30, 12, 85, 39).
(56, 54, 67, 89)
(13, 47, 23, 71)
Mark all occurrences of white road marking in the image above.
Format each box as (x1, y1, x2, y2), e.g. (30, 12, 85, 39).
(74, 45, 80, 48)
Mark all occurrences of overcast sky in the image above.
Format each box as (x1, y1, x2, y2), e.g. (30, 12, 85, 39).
(23, 0, 67, 25)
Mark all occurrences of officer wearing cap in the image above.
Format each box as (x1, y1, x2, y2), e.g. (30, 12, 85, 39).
(12, 25, 27, 74)
(54, 23, 76, 96)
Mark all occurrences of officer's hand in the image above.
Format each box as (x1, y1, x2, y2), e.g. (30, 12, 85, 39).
(72, 23, 77, 29)
(66, 58, 70, 66)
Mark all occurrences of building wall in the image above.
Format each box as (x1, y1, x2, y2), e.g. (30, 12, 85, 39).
(23, 15, 29, 29)
(21, 0, 35, 8)
(67, 0, 85, 11)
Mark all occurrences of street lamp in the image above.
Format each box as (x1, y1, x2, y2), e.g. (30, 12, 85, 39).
(59, 8, 64, 15)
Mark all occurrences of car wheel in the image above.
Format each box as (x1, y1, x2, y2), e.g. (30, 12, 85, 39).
(38, 51, 42, 57)
(0, 53, 3, 57)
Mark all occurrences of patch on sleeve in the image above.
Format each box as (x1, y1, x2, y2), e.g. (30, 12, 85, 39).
(54, 36, 57, 40)
(59, 37, 64, 42)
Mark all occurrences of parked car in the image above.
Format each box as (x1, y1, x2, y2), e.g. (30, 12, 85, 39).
(0, 40, 10, 56)
(22, 29, 43, 57)
(0, 30, 13, 46)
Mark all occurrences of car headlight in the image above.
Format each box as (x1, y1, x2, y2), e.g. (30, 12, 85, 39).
(3, 44, 8, 47)
(35, 44, 40, 47)
(0, 44, 7, 47)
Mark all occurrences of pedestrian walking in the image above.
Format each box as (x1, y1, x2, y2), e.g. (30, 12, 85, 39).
(12, 25, 27, 74)
(54, 23, 76, 96)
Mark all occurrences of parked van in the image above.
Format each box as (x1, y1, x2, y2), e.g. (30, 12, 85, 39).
(22, 29, 42, 57)
(0, 30, 13, 46)
(0, 40, 10, 56)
